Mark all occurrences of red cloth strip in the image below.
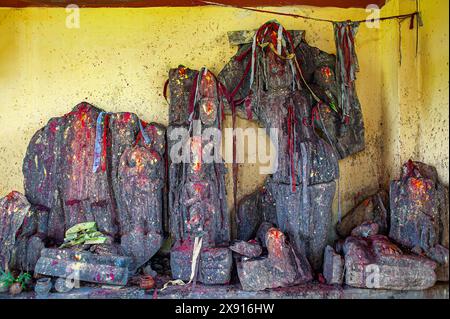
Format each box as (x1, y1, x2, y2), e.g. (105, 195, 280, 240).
(101, 114, 110, 172)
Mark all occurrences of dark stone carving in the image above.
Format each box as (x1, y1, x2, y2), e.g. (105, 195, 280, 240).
(296, 37, 365, 159)
(167, 66, 231, 284)
(0, 192, 45, 272)
(219, 24, 341, 272)
(116, 123, 166, 272)
(237, 226, 313, 291)
(22, 102, 165, 273)
(336, 190, 389, 238)
(389, 160, 449, 281)
(343, 234, 437, 290)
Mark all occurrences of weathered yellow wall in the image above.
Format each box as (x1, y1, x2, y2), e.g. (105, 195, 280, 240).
(380, 0, 449, 186)
(0, 2, 447, 237)
(416, 0, 449, 185)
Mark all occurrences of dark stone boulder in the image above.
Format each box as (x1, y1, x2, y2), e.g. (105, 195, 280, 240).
(389, 160, 449, 281)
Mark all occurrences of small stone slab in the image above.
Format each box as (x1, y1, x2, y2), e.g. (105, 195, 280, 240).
(34, 248, 131, 286)
(170, 243, 232, 285)
(323, 245, 344, 285)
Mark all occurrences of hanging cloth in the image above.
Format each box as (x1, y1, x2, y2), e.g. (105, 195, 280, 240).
(333, 21, 360, 124)
(92, 111, 111, 173)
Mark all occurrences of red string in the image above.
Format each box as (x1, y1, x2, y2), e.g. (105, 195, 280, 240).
(196, 1, 418, 25)
(101, 114, 110, 172)
(287, 105, 296, 192)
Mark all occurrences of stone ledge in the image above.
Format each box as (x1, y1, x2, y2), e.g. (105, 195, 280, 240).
(1, 282, 448, 300)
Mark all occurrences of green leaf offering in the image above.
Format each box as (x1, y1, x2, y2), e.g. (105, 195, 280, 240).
(84, 237, 108, 245)
(60, 221, 107, 249)
(65, 221, 97, 236)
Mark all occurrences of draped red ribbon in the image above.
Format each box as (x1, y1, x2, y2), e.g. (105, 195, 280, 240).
(101, 114, 110, 172)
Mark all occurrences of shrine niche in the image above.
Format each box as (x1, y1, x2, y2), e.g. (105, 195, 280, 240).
(0, 14, 448, 300)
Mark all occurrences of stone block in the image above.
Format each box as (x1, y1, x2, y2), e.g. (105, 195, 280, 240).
(322, 245, 344, 285)
(34, 248, 131, 286)
(343, 235, 437, 290)
(170, 242, 232, 285)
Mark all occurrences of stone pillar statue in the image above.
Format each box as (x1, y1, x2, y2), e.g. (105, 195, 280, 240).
(167, 66, 232, 284)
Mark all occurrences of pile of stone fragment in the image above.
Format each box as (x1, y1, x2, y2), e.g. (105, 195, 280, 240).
(231, 160, 448, 291)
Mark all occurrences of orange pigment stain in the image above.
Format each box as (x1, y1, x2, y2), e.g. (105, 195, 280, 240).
(322, 66, 332, 79)
(193, 183, 205, 194)
(267, 228, 284, 258)
(203, 101, 214, 115)
(178, 67, 188, 79)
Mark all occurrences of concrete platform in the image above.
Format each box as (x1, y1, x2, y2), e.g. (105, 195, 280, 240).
(1, 282, 448, 299)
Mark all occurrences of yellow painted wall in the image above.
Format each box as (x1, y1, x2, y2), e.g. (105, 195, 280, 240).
(379, 0, 449, 186)
(0, 2, 447, 238)
(416, 0, 449, 184)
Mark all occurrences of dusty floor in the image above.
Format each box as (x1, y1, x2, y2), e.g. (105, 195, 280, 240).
(1, 282, 448, 299)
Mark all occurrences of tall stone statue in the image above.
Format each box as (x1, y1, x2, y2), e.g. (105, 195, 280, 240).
(218, 21, 364, 271)
(167, 66, 232, 284)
